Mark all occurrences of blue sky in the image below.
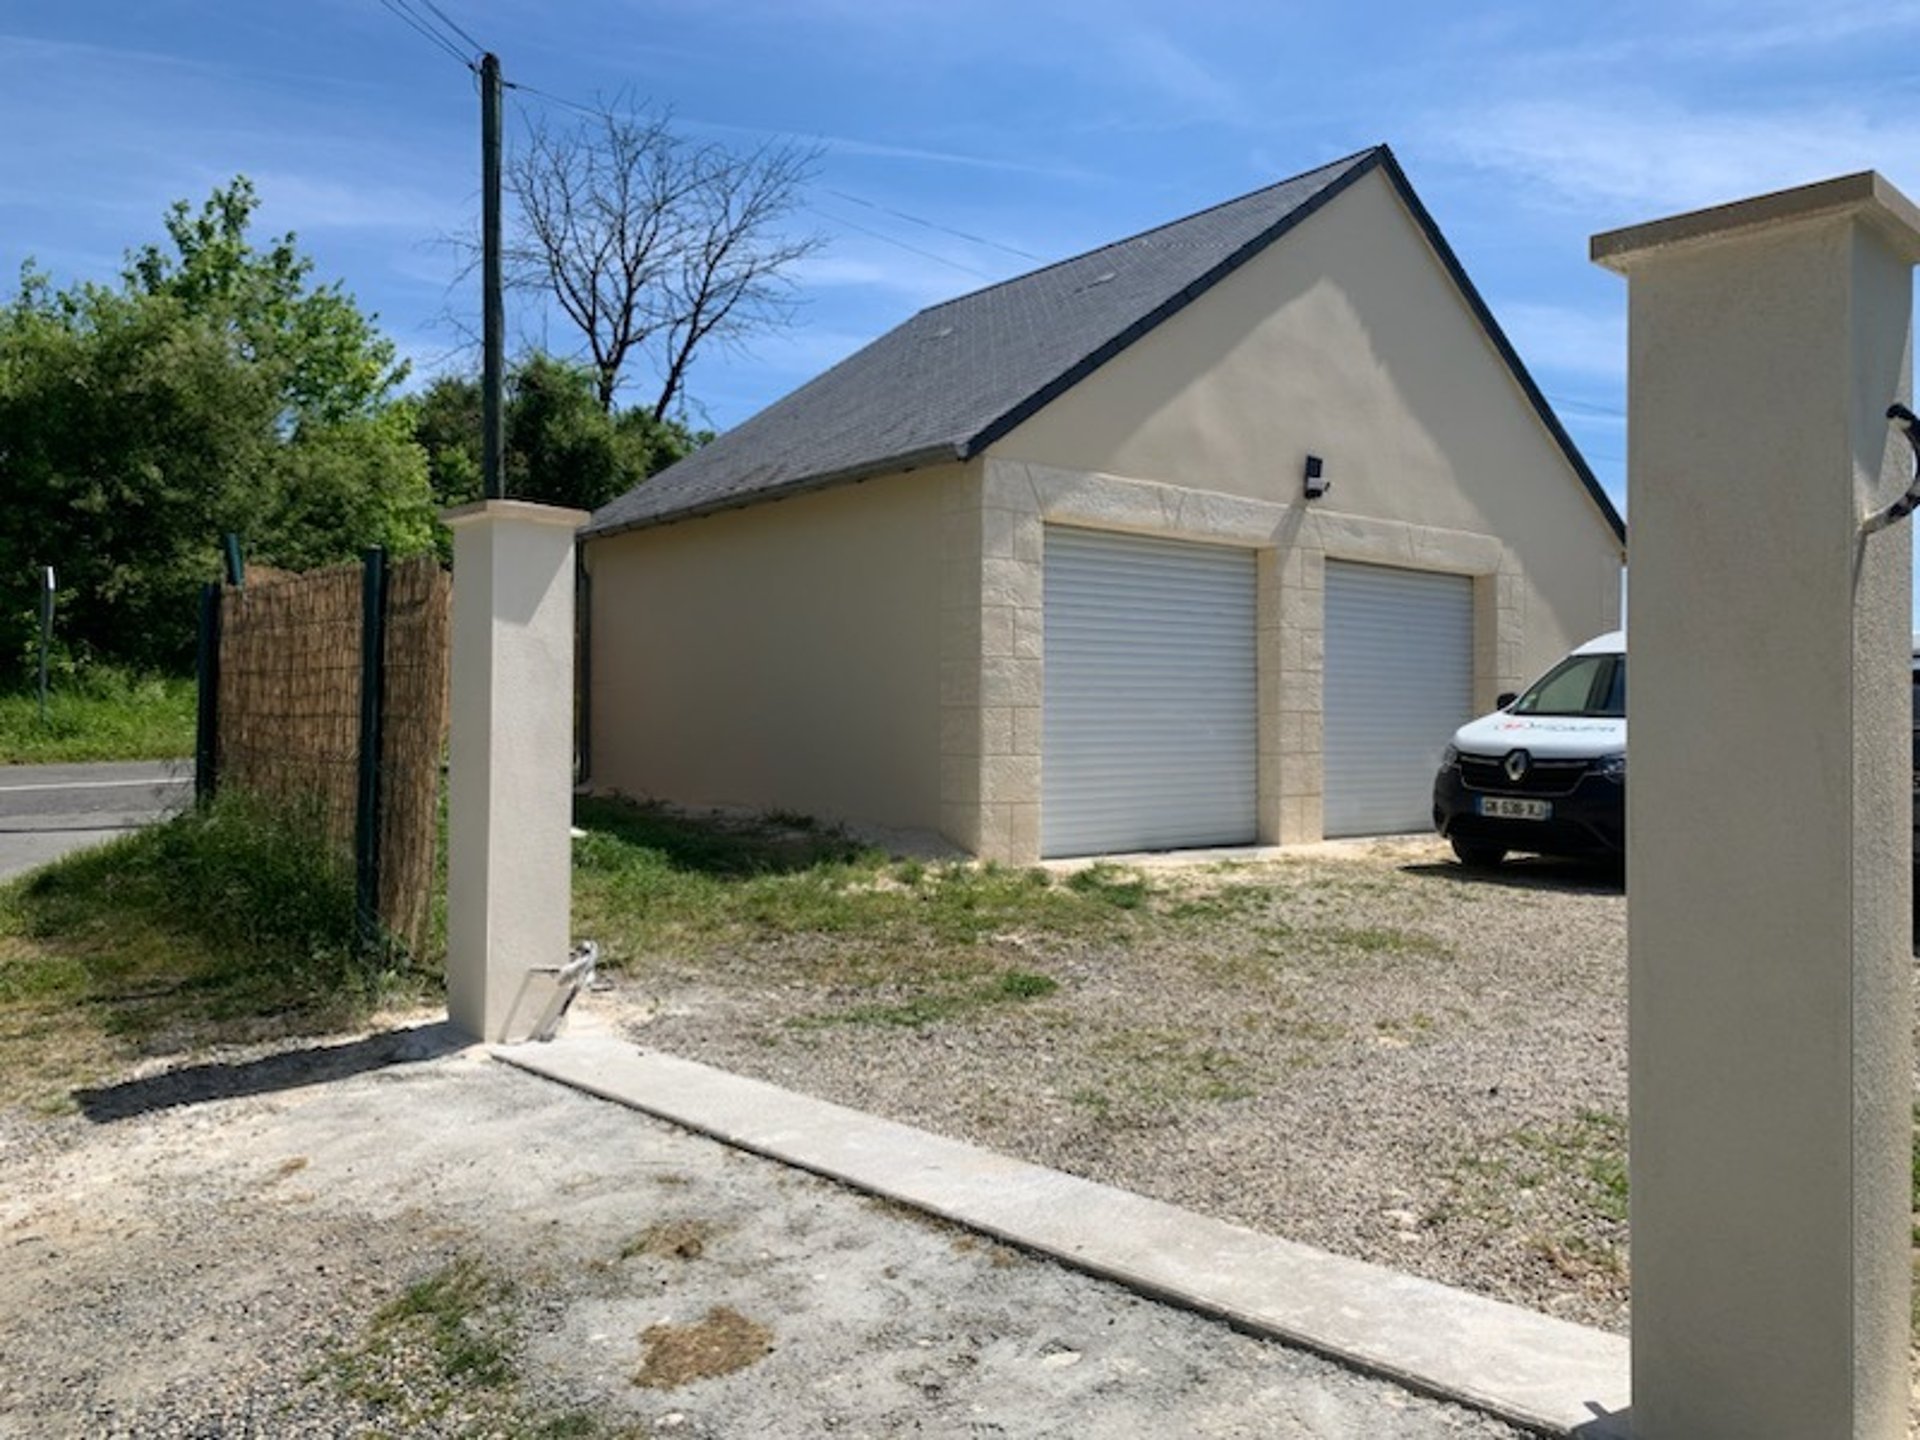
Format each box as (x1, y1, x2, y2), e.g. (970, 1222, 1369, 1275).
(8, 0, 1920, 537)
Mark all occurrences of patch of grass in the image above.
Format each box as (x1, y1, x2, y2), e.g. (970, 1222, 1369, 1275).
(1432, 1110, 1629, 1281)
(791, 966, 1062, 1031)
(996, 969, 1059, 1000)
(1070, 1027, 1258, 1122)
(1065, 862, 1151, 909)
(323, 1257, 641, 1438)
(1313, 925, 1452, 960)
(379, 1258, 517, 1387)
(571, 796, 1139, 965)
(1160, 880, 1282, 922)
(0, 789, 433, 1107)
(0, 667, 195, 763)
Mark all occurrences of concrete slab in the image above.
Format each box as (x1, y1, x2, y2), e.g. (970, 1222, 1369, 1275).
(497, 1018, 1631, 1438)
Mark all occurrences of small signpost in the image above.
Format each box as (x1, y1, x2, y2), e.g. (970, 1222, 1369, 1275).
(36, 566, 54, 724)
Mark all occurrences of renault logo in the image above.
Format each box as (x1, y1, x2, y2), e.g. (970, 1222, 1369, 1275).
(1503, 750, 1531, 783)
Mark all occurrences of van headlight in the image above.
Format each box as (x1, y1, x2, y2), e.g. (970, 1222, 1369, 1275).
(1594, 753, 1626, 782)
(1440, 744, 1459, 770)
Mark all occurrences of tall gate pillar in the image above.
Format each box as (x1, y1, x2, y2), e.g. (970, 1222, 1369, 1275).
(1594, 175, 1920, 1437)
(442, 499, 588, 1043)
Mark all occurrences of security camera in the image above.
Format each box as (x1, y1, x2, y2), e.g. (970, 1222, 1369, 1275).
(1303, 454, 1330, 501)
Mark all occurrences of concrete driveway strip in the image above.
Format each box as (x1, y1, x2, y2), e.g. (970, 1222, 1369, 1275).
(499, 1018, 1633, 1438)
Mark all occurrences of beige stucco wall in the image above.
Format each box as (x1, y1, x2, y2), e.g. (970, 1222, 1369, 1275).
(992, 165, 1623, 675)
(948, 165, 1623, 861)
(591, 165, 1623, 863)
(586, 465, 956, 831)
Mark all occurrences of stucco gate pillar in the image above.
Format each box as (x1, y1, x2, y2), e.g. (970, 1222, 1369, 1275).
(1593, 176, 1920, 1437)
(442, 499, 589, 1043)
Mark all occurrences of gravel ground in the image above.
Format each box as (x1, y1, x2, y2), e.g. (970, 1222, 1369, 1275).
(598, 838, 1636, 1333)
(0, 1024, 1522, 1439)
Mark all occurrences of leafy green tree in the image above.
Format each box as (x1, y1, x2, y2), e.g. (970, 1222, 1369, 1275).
(0, 181, 434, 673)
(414, 353, 703, 520)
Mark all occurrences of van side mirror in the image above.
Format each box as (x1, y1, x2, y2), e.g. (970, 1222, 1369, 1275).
(1497, 691, 1518, 710)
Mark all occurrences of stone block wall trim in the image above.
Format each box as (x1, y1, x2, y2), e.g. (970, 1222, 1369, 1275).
(943, 459, 1524, 862)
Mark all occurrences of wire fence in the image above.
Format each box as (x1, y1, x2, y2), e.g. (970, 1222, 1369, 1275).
(210, 553, 451, 957)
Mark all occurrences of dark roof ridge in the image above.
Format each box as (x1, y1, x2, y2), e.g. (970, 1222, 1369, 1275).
(913, 145, 1388, 320)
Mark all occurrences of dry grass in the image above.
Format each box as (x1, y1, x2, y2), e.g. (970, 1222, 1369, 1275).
(632, 1306, 773, 1390)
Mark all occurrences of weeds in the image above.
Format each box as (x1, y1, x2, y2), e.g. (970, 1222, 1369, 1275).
(322, 1257, 638, 1438)
(571, 796, 1143, 965)
(0, 789, 432, 1106)
(1432, 1110, 1630, 1282)
(0, 667, 195, 763)
(1070, 1027, 1258, 1123)
(1065, 862, 1150, 909)
(790, 967, 1061, 1030)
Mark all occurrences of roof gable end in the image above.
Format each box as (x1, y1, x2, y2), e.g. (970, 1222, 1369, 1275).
(585, 146, 1623, 544)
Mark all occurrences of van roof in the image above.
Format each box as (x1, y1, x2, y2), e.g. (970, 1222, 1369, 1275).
(1600, 629, 1920, 658)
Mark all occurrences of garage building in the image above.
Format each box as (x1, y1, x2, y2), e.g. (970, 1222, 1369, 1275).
(582, 145, 1626, 863)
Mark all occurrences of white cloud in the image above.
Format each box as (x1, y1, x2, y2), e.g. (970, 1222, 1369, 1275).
(1432, 97, 1920, 218)
(1102, 25, 1245, 124)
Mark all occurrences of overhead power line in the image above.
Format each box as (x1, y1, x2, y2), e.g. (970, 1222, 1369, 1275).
(501, 81, 1043, 278)
(805, 207, 1000, 282)
(822, 189, 1044, 263)
(412, 0, 486, 56)
(375, 0, 477, 69)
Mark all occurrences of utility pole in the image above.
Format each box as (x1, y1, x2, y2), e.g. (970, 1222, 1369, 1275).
(481, 52, 505, 500)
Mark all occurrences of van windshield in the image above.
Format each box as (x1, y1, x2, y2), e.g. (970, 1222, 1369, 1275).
(1508, 654, 1625, 718)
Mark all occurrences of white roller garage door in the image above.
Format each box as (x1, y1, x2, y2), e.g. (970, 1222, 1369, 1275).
(1042, 527, 1256, 858)
(1323, 561, 1474, 837)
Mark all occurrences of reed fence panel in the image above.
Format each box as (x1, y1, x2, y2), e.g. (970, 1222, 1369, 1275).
(213, 554, 450, 956)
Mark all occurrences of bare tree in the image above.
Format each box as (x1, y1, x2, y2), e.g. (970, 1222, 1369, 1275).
(506, 104, 822, 417)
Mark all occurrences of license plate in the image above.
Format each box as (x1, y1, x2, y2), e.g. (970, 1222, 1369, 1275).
(1478, 796, 1551, 821)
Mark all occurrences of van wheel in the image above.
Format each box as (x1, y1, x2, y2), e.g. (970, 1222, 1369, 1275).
(1450, 838, 1506, 869)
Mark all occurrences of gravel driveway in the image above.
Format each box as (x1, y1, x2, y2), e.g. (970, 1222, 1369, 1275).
(0, 1022, 1520, 1438)
(596, 837, 1635, 1333)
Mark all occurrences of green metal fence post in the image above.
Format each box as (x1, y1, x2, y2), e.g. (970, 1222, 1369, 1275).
(194, 581, 221, 805)
(354, 548, 390, 958)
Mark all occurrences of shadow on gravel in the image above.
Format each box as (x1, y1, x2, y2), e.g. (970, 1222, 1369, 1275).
(1401, 857, 1625, 896)
(72, 1021, 468, 1123)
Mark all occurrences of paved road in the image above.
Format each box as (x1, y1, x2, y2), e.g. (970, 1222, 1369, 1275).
(0, 760, 193, 879)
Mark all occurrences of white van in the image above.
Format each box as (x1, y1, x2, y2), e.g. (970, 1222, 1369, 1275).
(1431, 631, 1626, 867)
(1434, 631, 1920, 869)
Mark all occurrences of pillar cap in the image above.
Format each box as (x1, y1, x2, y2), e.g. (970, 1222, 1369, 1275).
(441, 498, 591, 530)
(1592, 170, 1920, 273)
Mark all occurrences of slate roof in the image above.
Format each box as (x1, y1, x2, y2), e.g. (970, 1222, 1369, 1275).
(585, 145, 1624, 543)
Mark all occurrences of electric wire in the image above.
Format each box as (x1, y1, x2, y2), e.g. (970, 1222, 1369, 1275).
(375, 0, 475, 68)
(500, 79, 602, 120)
(503, 80, 1036, 278)
(804, 207, 999, 282)
(411, 0, 487, 57)
(822, 188, 1044, 262)
(1544, 392, 1626, 419)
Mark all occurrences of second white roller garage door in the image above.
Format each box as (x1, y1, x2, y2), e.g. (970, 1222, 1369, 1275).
(1323, 561, 1474, 837)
